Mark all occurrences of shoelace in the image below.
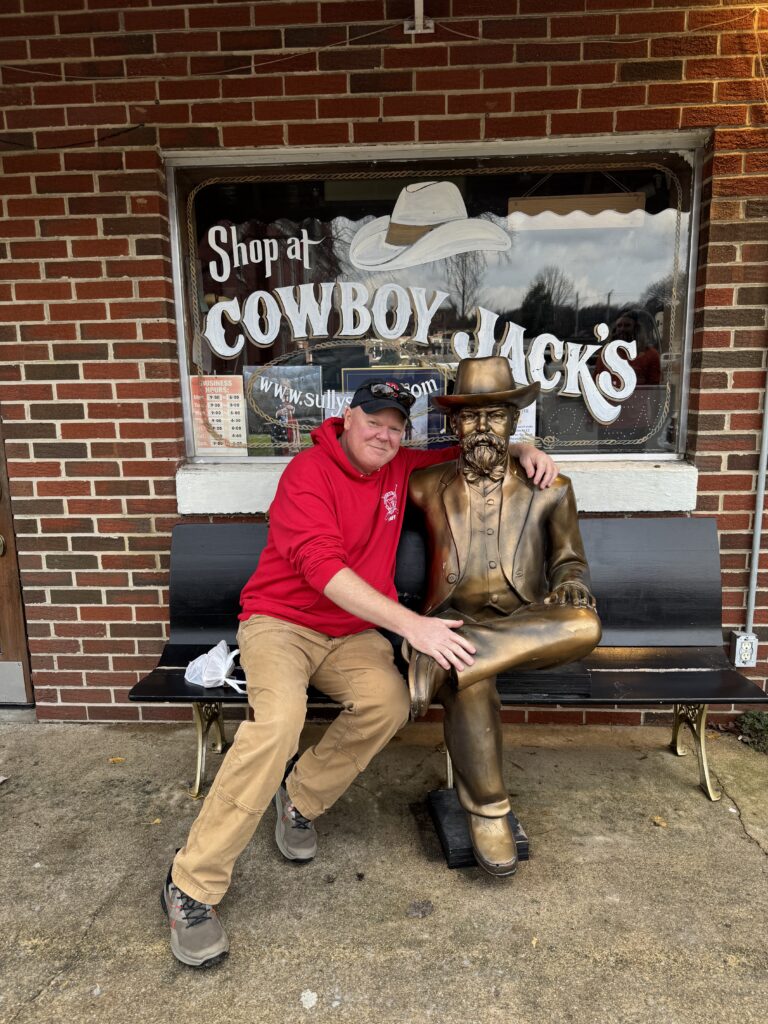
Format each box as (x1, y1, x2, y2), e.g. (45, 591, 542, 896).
(176, 888, 213, 928)
(289, 805, 312, 830)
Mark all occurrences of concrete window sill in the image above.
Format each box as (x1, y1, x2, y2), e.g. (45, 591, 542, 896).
(176, 459, 698, 515)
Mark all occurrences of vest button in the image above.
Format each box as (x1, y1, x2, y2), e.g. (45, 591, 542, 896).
(486, 528, 494, 535)
(491, 594, 499, 602)
(489, 561, 497, 569)
(447, 573, 457, 584)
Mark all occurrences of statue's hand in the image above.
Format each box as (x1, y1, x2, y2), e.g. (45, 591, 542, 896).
(544, 582, 596, 610)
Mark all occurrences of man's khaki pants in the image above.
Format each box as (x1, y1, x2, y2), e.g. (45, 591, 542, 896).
(172, 615, 410, 905)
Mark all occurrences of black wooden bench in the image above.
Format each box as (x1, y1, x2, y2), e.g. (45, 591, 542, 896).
(129, 517, 768, 801)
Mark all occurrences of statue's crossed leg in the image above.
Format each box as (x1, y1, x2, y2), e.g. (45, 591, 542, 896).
(409, 602, 601, 715)
(407, 603, 601, 876)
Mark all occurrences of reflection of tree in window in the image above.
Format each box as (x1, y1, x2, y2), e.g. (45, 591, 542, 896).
(535, 265, 575, 309)
(442, 250, 485, 323)
(519, 280, 554, 338)
(640, 273, 674, 315)
(518, 265, 576, 339)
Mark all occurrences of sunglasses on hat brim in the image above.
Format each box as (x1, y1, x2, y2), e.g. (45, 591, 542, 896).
(357, 381, 416, 410)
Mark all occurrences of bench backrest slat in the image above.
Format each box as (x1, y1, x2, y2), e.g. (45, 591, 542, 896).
(168, 516, 724, 649)
(169, 522, 268, 645)
(579, 517, 723, 646)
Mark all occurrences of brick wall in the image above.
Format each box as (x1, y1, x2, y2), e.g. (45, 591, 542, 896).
(0, 0, 766, 724)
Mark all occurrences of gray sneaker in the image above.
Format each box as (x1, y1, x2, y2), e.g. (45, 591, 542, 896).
(161, 868, 229, 968)
(274, 785, 317, 861)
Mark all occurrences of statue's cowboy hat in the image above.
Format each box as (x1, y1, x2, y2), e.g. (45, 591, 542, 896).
(433, 357, 540, 411)
(348, 181, 511, 272)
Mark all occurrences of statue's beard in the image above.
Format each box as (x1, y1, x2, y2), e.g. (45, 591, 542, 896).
(461, 431, 508, 477)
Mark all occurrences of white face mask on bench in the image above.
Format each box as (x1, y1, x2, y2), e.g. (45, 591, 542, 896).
(185, 640, 245, 695)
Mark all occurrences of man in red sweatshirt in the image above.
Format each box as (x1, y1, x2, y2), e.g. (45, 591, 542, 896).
(162, 380, 556, 968)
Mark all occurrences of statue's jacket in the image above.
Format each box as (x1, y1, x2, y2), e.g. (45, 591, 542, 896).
(407, 457, 591, 617)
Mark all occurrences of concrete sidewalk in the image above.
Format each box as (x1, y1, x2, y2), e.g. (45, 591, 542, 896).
(1, 718, 767, 1024)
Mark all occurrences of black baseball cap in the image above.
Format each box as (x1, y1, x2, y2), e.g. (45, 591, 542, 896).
(349, 380, 415, 419)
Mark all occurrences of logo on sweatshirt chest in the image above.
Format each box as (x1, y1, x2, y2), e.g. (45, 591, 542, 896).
(382, 487, 399, 523)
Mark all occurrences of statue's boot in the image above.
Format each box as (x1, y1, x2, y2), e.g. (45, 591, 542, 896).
(410, 655, 449, 719)
(467, 813, 518, 877)
(439, 675, 517, 877)
(401, 641, 449, 719)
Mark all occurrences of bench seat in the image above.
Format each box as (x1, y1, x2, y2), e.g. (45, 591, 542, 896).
(129, 516, 768, 800)
(130, 644, 758, 709)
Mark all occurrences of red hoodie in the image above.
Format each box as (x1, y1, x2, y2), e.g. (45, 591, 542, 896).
(239, 418, 458, 636)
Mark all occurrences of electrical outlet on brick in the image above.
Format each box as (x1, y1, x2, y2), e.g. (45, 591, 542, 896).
(730, 632, 759, 669)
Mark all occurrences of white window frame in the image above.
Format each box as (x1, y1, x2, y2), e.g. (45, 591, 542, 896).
(167, 133, 707, 513)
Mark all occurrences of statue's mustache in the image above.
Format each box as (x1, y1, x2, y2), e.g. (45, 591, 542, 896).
(461, 431, 508, 454)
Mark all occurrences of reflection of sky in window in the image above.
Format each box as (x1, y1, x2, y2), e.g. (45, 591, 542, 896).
(332, 208, 688, 314)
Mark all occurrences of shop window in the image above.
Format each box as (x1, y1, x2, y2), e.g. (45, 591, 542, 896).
(170, 149, 696, 461)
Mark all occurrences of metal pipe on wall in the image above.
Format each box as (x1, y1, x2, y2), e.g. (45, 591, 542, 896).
(745, 381, 768, 635)
(414, 0, 424, 32)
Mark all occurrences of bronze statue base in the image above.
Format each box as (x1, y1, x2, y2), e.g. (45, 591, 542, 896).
(427, 788, 529, 870)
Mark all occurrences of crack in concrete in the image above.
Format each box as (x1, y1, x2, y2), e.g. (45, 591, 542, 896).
(7, 873, 128, 1024)
(10, 961, 71, 1023)
(712, 769, 768, 859)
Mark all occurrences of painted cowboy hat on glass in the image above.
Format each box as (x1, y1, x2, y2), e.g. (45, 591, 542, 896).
(433, 356, 541, 411)
(348, 181, 511, 272)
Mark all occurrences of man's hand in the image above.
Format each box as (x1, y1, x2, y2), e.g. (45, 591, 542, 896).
(323, 568, 475, 675)
(403, 615, 475, 674)
(544, 582, 596, 609)
(512, 444, 557, 488)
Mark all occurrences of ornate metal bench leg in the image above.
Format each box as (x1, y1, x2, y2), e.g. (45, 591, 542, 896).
(190, 702, 223, 800)
(210, 704, 227, 754)
(670, 703, 721, 802)
(670, 703, 685, 756)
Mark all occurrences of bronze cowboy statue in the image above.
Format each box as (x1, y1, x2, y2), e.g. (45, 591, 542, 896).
(405, 356, 602, 878)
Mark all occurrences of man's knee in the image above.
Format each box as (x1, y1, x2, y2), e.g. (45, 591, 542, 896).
(354, 675, 410, 734)
(381, 678, 411, 732)
(232, 696, 306, 757)
(247, 677, 307, 722)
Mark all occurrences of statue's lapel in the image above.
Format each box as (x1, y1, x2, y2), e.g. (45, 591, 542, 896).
(499, 459, 534, 569)
(440, 466, 470, 574)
